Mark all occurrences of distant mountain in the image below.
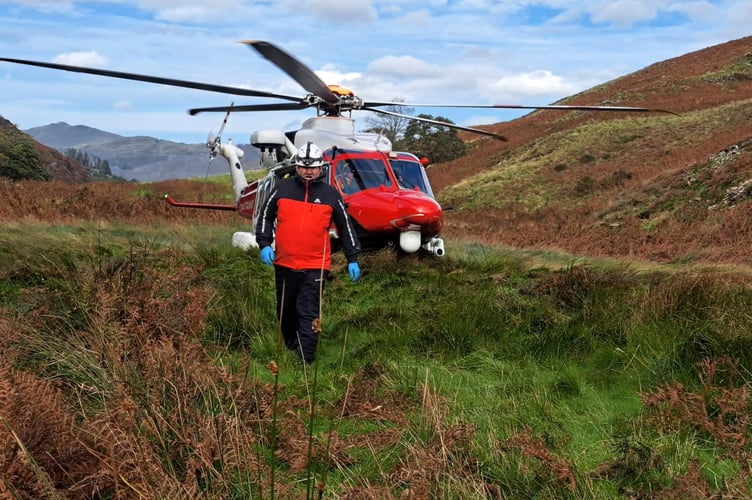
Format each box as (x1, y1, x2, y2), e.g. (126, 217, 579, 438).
(24, 122, 122, 150)
(24, 122, 261, 182)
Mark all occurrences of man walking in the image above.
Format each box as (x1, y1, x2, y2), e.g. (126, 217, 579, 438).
(255, 142, 361, 364)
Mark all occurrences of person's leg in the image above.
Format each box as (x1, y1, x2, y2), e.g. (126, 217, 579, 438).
(295, 269, 328, 364)
(274, 266, 301, 352)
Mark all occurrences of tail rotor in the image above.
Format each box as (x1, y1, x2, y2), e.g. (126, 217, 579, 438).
(205, 102, 234, 178)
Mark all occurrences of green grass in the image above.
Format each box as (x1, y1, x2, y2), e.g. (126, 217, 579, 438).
(2, 222, 752, 498)
(693, 54, 752, 84)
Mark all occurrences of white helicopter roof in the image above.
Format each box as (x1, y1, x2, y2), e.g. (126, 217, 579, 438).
(293, 116, 392, 153)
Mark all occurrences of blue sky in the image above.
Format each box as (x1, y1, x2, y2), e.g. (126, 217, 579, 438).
(0, 0, 749, 144)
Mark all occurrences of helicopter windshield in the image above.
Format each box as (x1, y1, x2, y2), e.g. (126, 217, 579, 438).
(335, 158, 394, 194)
(389, 158, 434, 197)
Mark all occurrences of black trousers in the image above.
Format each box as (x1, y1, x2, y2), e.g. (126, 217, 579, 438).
(274, 265, 328, 364)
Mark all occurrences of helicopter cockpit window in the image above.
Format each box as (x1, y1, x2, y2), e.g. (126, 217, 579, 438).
(389, 158, 433, 197)
(335, 158, 393, 193)
(335, 160, 358, 194)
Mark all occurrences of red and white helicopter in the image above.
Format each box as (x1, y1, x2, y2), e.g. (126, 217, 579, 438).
(0, 41, 672, 256)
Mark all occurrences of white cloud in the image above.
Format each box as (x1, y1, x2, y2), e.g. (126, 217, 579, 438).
(718, 0, 752, 29)
(490, 70, 580, 99)
(114, 100, 133, 111)
(316, 64, 362, 87)
(139, 0, 261, 23)
(52, 51, 109, 67)
(6, 0, 77, 13)
(393, 9, 433, 26)
(274, 0, 378, 22)
(366, 55, 442, 79)
(669, 0, 717, 21)
(136, 0, 241, 7)
(589, 0, 659, 26)
(151, 6, 220, 22)
(309, 0, 378, 21)
(549, 0, 720, 28)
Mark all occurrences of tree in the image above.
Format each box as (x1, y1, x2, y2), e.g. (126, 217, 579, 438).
(362, 97, 415, 145)
(64, 147, 113, 178)
(394, 114, 466, 164)
(0, 132, 49, 180)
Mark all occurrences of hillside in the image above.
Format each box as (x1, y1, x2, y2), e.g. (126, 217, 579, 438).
(430, 36, 752, 265)
(0, 116, 90, 182)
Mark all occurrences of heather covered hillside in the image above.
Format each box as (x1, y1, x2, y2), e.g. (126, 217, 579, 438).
(430, 36, 752, 265)
(0, 116, 90, 182)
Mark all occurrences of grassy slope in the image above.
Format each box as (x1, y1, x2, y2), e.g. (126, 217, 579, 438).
(430, 36, 752, 266)
(2, 222, 752, 498)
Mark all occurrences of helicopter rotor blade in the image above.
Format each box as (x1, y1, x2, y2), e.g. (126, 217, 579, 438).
(364, 106, 508, 141)
(364, 100, 679, 115)
(216, 102, 233, 138)
(189, 102, 312, 115)
(0, 57, 303, 102)
(242, 40, 338, 104)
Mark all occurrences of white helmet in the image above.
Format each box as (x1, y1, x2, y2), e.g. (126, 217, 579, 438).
(295, 142, 324, 168)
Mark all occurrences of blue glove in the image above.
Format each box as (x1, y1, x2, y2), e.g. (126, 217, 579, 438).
(260, 246, 275, 266)
(348, 262, 361, 282)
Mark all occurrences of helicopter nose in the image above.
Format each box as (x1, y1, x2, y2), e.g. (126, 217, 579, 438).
(390, 194, 443, 232)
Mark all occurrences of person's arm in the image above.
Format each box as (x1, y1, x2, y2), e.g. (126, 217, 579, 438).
(255, 188, 279, 250)
(332, 196, 360, 263)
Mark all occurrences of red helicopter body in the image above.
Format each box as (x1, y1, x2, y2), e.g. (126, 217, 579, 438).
(166, 143, 445, 255)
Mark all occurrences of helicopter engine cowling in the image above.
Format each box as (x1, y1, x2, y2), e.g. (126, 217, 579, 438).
(294, 117, 392, 152)
(251, 129, 296, 168)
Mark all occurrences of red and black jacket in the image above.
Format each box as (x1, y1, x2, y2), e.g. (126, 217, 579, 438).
(255, 175, 360, 271)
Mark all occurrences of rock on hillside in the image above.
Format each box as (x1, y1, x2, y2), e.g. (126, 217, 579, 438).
(0, 116, 90, 182)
